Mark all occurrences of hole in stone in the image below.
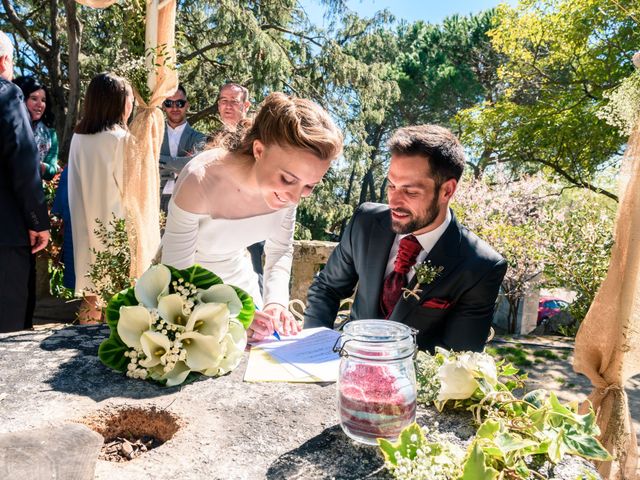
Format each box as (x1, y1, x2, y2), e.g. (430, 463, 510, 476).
(78, 406, 180, 462)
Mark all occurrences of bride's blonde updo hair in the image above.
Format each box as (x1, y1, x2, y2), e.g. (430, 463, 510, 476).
(214, 92, 343, 161)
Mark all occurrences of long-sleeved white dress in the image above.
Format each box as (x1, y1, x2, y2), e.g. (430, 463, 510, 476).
(68, 127, 127, 295)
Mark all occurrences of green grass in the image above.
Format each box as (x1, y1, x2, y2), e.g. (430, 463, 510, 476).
(488, 346, 533, 367)
(533, 349, 560, 360)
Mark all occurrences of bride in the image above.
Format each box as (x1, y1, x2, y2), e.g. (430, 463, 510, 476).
(161, 92, 343, 342)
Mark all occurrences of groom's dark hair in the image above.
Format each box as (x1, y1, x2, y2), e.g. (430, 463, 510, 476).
(388, 125, 465, 185)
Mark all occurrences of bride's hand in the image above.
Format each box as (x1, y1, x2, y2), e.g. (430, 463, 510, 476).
(247, 310, 276, 343)
(264, 303, 302, 337)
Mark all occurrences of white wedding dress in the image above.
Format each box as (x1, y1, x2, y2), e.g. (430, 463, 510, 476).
(161, 150, 296, 310)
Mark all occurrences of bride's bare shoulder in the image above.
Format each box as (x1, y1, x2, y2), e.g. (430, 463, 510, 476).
(183, 148, 226, 173)
(174, 149, 227, 215)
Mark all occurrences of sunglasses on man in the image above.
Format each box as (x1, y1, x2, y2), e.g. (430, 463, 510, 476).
(163, 99, 187, 108)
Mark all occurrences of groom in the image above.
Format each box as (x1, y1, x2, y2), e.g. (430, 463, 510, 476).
(304, 124, 507, 353)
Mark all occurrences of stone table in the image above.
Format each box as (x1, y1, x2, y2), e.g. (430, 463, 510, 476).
(0, 325, 600, 479)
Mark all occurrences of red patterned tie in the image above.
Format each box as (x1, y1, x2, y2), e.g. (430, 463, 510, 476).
(380, 235, 423, 318)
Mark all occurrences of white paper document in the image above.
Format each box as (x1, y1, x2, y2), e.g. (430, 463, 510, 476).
(258, 327, 341, 382)
(162, 179, 175, 195)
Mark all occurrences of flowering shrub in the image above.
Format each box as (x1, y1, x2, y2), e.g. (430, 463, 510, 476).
(98, 264, 254, 386)
(380, 349, 611, 479)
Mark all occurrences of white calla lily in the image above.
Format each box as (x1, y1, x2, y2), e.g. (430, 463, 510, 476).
(458, 352, 498, 386)
(197, 284, 242, 317)
(437, 361, 478, 401)
(134, 264, 172, 308)
(161, 361, 192, 387)
(139, 331, 172, 368)
(158, 293, 189, 328)
(217, 320, 247, 375)
(117, 306, 152, 349)
(180, 331, 224, 372)
(185, 303, 230, 342)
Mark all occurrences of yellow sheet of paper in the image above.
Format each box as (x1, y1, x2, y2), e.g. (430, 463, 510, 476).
(243, 346, 323, 383)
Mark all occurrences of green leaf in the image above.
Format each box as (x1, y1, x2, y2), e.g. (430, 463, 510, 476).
(377, 422, 424, 466)
(523, 389, 548, 409)
(104, 287, 138, 329)
(514, 459, 530, 478)
(494, 432, 538, 454)
(98, 337, 129, 372)
(547, 428, 568, 463)
(232, 286, 256, 329)
(461, 442, 498, 480)
(169, 264, 223, 289)
(99, 286, 138, 373)
(564, 433, 612, 461)
(476, 419, 500, 439)
(500, 363, 520, 376)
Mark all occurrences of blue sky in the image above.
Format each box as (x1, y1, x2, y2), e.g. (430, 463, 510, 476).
(302, 0, 518, 25)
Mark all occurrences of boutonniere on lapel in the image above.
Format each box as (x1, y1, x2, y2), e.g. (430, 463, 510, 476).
(402, 260, 444, 300)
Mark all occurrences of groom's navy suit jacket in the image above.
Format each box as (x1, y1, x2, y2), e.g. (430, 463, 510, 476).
(304, 203, 507, 353)
(0, 79, 49, 247)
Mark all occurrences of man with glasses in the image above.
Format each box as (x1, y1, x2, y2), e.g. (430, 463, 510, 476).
(0, 31, 50, 332)
(159, 84, 206, 212)
(217, 82, 250, 128)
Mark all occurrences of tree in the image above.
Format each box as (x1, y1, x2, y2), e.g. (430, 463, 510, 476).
(542, 190, 615, 326)
(1, 0, 82, 161)
(457, 0, 640, 200)
(453, 171, 552, 332)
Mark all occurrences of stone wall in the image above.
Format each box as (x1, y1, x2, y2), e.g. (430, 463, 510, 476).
(290, 240, 337, 304)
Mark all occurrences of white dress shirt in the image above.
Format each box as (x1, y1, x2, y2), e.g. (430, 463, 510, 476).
(167, 122, 187, 158)
(384, 209, 452, 281)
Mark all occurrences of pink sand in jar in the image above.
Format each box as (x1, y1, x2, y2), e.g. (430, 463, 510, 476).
(338, 363, 416, 442)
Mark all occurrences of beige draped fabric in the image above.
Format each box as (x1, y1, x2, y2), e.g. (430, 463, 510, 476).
(75, 0, 117, 7)
(573, 123, 640, 480)
(76, 0, 178, 278)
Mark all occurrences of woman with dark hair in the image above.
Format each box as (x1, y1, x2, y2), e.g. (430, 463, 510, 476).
(13, 76, 59, 180)
(162, 92, 343, 342)
(68, 72, 134, 323)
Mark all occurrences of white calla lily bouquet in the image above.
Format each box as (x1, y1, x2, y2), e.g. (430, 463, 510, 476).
(98, 264, 255, 386)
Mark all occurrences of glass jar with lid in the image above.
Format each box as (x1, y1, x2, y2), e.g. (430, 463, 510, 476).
(334, 319, 417, 445)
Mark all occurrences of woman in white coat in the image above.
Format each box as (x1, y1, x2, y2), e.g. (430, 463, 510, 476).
(68, 72, 133, 323)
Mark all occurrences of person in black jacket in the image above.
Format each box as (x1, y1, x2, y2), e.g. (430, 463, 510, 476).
(304, 125, 507, 353)
(0, 31, 50, 333)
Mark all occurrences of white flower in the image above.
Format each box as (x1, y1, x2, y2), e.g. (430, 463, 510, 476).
(185, 303, 230, 342)
(117, 306, 152, 349)
(436, 351, 498, 401)
(216, 319, 247, 375)
(134, 264, 172, 309)
(437, 361, 478, 401)
(180, 331, 225, 372)
(160, 361, 191, 387)
(157, 293, 190, 328)
(197, 284, 242, 317)
(139, 331, 172, 368)
(456, 352, 498, 386)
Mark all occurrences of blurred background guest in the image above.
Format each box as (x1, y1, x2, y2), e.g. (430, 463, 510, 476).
(51, 166, 75, 291)
(13, 76, 59, 181)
